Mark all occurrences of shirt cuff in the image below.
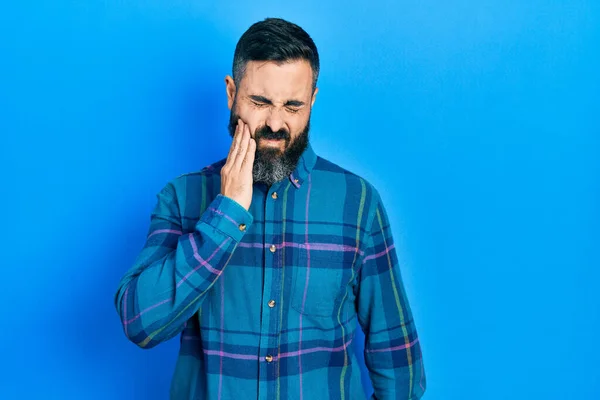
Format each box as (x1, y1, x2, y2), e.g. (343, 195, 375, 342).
(197, 194, 253, 242)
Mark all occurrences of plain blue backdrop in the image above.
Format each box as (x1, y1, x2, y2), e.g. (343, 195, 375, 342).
(1, 1, 598, 399)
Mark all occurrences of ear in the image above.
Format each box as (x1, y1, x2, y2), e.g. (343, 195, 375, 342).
(310, 87, 319, 107)
(225, 75, 236, 110)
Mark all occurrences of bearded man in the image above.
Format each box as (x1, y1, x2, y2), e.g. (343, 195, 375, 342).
(114, 17, 426, 400)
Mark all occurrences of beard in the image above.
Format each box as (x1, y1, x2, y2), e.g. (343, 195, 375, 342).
(228, 101, 310, 187)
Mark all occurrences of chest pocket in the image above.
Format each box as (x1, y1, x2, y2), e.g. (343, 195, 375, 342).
(290, 247, 351, 318)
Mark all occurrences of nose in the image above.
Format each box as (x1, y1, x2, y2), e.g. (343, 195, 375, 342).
(265, 108, 284, 133)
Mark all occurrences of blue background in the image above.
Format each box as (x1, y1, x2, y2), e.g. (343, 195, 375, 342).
(1, 1, 598, 399)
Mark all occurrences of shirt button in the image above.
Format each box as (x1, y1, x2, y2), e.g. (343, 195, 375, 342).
(238, 223, 246, 232)
(268, 300, 276, 308)
(271, 192, 278, 199)
(265, 355, 273, 363)
(269, 244, 276, 253)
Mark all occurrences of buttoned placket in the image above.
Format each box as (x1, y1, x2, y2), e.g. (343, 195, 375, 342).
(257, 182, 285, 400)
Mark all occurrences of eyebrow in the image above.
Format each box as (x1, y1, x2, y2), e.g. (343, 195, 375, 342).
(249, 95, 305, 107)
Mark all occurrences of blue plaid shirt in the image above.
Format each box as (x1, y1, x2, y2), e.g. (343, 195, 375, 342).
(114, 142, 426, 399)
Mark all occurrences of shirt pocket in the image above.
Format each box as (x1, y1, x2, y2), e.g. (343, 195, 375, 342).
(290, 247, 349, 318)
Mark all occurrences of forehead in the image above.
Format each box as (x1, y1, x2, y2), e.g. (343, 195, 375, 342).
(239, 60, 313, 100)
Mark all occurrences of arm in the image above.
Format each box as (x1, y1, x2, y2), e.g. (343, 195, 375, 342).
(114, 183, 253, 349)
(355, 192, 426, 399)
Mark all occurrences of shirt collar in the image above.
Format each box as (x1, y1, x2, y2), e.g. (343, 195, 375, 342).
(289, 141, 317, 189)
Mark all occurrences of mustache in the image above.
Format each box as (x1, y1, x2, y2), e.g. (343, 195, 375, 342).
(254, 125, 289, 141)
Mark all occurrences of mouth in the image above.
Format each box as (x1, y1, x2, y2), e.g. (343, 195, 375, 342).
(260, 138, 285, 146)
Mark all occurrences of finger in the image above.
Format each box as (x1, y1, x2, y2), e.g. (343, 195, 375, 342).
(242, 136, 256, 175)
(227, 119, 244, 162)
(234, 123, 250, 170)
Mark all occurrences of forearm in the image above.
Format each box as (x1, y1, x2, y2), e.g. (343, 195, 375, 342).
(115, 226, 237, 348)
(362, 264, 427, 399)
(114, 192, 252, 348)
(366, 335, 426, 400)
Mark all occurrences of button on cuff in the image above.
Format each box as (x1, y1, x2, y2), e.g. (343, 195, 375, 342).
(198, 194, 253, 242)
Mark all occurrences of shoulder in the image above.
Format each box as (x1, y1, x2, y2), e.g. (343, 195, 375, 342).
(159, 157, 226, 196)
(313, 155, 389, 235)
(176, 157, 227, 181)
(313, 155, 383, 206)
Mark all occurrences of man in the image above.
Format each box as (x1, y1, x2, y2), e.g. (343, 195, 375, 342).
(114, 17, 426, 400)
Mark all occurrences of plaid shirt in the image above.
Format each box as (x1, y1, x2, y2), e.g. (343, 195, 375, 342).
(114, 142, 426, 400)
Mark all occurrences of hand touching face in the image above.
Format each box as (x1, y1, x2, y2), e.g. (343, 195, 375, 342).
(220, 119, 256, 210)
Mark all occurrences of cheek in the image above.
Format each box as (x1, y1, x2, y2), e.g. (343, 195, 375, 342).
(289, 114, 309, 135)
(236, 105, 265, 137)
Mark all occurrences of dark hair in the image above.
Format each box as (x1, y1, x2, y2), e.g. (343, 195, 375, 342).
(232, 18, 320, 91)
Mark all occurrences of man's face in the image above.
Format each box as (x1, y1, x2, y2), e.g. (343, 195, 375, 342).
(226, 59, 318, 186)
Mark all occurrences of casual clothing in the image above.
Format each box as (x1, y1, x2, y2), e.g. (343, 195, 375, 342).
(114, 142, 426, 399)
